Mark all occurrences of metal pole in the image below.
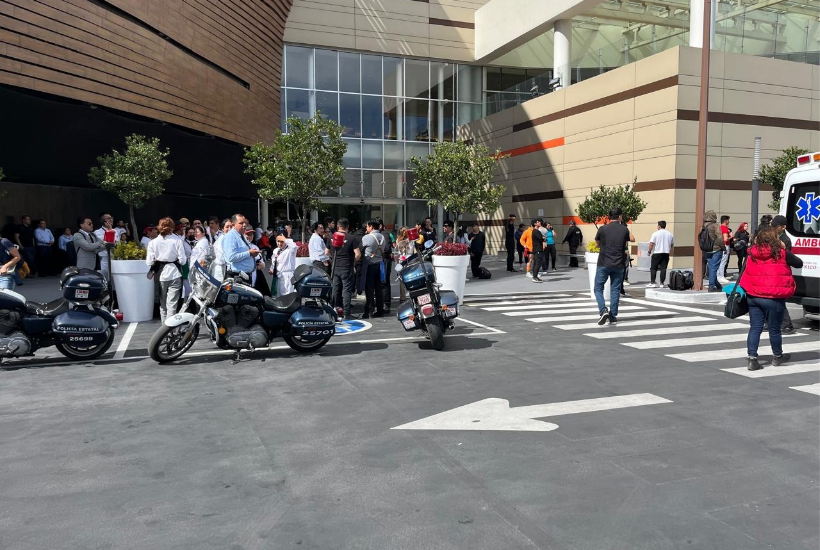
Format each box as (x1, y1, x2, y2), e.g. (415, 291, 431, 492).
(751, 137, 761, 235)
(692, 0, 712, 291)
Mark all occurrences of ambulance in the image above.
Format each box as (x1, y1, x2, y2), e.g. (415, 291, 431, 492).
(780, 151, 820, 321)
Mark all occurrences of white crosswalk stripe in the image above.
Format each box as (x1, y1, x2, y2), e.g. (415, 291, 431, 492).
(585, 322, 748, 339)
(722, 361, 820, 378)
(470, 297, 591, 309)
(554, 316, 713, 330)
(483, 300, 598, 312)
(790, 383, 820, 395)
(624, 331, 810, 350)
(668, 340, 820, 362)
(506, 305, 646, 317)
(529, 309, 678, 323)
(462, 292, 572, 303)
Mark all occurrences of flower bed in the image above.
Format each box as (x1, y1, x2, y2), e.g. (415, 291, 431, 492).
(433, 242, 468, 256)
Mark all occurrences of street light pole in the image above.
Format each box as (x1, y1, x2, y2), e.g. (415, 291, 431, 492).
(692, 0, 712, 291)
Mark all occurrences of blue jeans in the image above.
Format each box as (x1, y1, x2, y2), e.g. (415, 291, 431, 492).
(706, 250, 722, 289)
(747, 295, 785, 358)
(0, 274, 15, 290)
(594, 265, 625, 318)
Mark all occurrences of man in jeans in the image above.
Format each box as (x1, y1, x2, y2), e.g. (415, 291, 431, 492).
(594, 208, 635, 325)
(702, 210, 725, 291)
(717, 215, 733, 284)
(530, 218, 545, 283)
(647, 220, 674, 288)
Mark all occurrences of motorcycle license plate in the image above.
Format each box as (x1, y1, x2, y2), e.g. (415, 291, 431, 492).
(310, 288, 322, 297)
(74, 289, 89, 299)
(402, 319, 416, 329)
(416, 293, 431, 305)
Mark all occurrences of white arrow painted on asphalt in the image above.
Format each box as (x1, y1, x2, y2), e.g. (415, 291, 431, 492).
(392, 393, 672, 432)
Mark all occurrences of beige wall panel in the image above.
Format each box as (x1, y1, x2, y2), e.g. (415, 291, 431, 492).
(488, 133, 516, 154)
(722, 51, 815, 91)
(562, 161, 634, 191)
(565, 63, 636, 109)
(635, 86, 678, 120)
(722, 89, 814, 120)
(516, 89, 566, 126)
(566, 120, 633, 146)
(812, 131, 820, 152)
(634, 110, 679, 130)
(285, 26, 357, 49)
(677, 83, 725, 112)
(429, 44, 474, 62)
(635, 47, 680, 87)
(563, 152, 634, 174)
(721, 125, 815, 152)
(511, 120, 565, 149)
(637, 189, 676, 214)
(677, 46, 725, 79)
(719, 156, 757, 182)
(510, 147, 564, 174)
(356, 0, 429, 18)
(564, 100, 635, 137)
(294, 0, 354, 9)
(677, 120, 723, 147)
(429, 26, 474, 44)
(354, 14, 429, 37)
(466, 109, 514, 138)
(288, 5, 355, 27)
(429, 3, 475, 21)
(633, 154, 677, 182)
(674, 154, 723, 180)
(565, 131, 634, 164)
(717, 190, 772, 218)
(354, 36, 431, 57)
(722, 79, 814, 100)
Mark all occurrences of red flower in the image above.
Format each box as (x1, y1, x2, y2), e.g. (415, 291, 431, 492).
(295, 242, 310, 258)
(433, 242, 469, 256)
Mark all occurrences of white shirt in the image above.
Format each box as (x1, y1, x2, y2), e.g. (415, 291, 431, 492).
(649, 229, 675, 254)
(94, 227, 120, 257)
(272, 239, 297, 274)
(189, 237, 212, 268)
(140, 236, 152, 248)
(114, 227, 128, 239)
(146, 234, 187, 282)
(34, 227, 54, 246)
(309, 233, 328, 262)
(212, 233, 227, 268)
(255, 227, 264, 242)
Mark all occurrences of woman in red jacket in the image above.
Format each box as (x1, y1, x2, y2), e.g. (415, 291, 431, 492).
(739, 226, 803, 371)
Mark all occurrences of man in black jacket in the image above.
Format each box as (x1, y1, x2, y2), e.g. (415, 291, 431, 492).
(562, 220, 583, 267)
(468, 223, 486, 277)
(505, 213, 518, 272)
(531, 218, 545, 283)
(771, 215, 795, 334)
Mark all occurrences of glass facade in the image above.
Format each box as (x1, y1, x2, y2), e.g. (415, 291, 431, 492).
(283, 45, 484, 211)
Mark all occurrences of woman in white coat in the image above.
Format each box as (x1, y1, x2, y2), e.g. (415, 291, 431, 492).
(189, 226, 212, 272)
(268, 235, 297, 295)
(210, 218, 232, 281)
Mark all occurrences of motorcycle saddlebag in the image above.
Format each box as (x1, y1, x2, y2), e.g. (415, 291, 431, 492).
(439, 290, 459, 319)
(294, 266, 332, 300)
(289, 306, 335, 341)
(396, 300, 419, 331)
(60, 268, 108, 302)
(52, 311, 110, 346)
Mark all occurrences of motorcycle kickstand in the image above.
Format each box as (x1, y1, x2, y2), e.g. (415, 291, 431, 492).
(231, 350, 242, 364)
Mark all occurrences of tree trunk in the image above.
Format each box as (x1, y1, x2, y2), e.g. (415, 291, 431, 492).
(129, 205, 139, 246)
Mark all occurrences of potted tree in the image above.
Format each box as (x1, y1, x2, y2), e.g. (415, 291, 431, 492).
(409, 141, 507, 303)
(294, 241, 312, 268)
(110, 241, 154, 322)
(243, 113, 346, 242)
(577, 179, 647, 297)
(90, 134, 171, 321)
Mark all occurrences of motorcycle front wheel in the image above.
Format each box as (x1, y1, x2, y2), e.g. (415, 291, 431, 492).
(149, 323, 200, 364)
(56, 328, 116, 360)
(426, 316, 445, 351)
(284, 335, 331, 353)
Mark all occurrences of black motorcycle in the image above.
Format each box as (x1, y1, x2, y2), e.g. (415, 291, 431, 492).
(395, 241, 459, 351)
(148, 263, 338, 363)
(0, 267, 119, 362)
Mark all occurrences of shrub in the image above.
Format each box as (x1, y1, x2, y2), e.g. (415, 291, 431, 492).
(577, 178, 647, 228)
(112, 240, 146, 260)
(760, 146, 810, 211)
(586, 241, 600, 253)
(434, 242, 469, 256)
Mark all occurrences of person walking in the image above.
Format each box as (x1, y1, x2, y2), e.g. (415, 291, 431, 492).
(269, 232, 298, 295)
(378, 219, 393, 313)
(771, 215, 797, 334)
(740, 225, 803, 371)
(562, 220, 583, 267)
(361, 219, 385, 319)
(544, 222, 558, 271)
(0, 234, 22, 290)
(520, 223, 534, 278)
(309, 222, 330, 274)
(505, 214, 518, 272)
(647, 220, 674, 288)
(146, 217, 187, 322)
(594, 208, 635, 325)
(34, 219, 55, 276)
(468, 223, 486, 278)
(514, 223, 525, 268)
(530, 218, 545, 283)
(329, 218, 360, 319)
(14, 215, 36, 277)
(717, 215, 733, 284)
(733, 221, 750, 272)
(73, 216, 107, 272)
(394, 227, 415, 303)
(701, 210, 725, 292)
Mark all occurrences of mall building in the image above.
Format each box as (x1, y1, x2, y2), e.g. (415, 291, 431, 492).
(2, 0, 818, 263)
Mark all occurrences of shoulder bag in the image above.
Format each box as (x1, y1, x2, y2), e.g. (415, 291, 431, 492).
(724, 256, 748, 319)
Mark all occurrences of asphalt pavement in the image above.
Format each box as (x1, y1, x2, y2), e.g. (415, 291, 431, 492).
(1, 260, 818, 549)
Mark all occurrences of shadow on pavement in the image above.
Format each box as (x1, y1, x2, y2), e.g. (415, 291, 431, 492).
(415, 335, 498, 352)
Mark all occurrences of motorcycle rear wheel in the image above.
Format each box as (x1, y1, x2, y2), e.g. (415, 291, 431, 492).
(149, 323, 200, 364)
(56, 328, 116, 361)
(284, 335, 331, 353)
(426, 316, 445, 351)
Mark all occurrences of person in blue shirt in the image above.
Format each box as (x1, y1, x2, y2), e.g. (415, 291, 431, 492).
(220, 214, 259, 277)
(545, 222, 558, 271)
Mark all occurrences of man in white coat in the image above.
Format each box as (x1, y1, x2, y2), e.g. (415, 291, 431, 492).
(269, 234, 297, 295)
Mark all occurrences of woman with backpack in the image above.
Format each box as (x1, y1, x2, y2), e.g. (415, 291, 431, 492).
(733, 222, 750, 272)
(739, 226, 803, 371)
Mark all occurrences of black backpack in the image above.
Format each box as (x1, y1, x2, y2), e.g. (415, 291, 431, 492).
(668, 270, 694, 291)
(698, 224, 715, 252)
(477, 266, 492, 279)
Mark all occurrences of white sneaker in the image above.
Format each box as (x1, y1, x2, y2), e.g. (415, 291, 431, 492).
(623, 281, 631, 286)
(646, 283, 657, 288)
(526, 271, 533, 278)
(717, 277, 730, 285)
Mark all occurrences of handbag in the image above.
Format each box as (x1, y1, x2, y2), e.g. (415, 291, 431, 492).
(724, 257, 748, 319)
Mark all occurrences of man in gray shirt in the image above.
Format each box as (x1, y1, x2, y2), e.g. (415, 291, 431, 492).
(360, 219, 386, 318)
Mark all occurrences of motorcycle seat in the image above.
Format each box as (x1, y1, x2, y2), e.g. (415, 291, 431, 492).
(263, 293, 300, 313)
(26, 298, 70, 317)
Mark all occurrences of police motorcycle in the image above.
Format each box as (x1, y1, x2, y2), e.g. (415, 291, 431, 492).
(0, 267, 119, 362)
(394, 240, 459, 351)
(148, 261, 338, 363)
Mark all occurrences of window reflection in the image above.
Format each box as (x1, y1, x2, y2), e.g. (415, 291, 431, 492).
(315, 49, 338, 91)
(286, 89, 311, 122)
(405, 59, 428, 99)
(405, 99, 429, 142)
(340, 93, 360, 138)
(339, 52, 359, 93)
(361, 55, 382, 94)
(383, 57, 403, 97)
(383, 97, 402, 141)
(361, 95, 383, 139)
(315, 92, 338, 123)
(285, 46, 312, 88)
(362, 140, 383, 170)
(430, 62, 454, 101)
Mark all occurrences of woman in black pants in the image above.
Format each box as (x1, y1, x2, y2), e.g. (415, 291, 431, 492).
(734, 221, 750, 272)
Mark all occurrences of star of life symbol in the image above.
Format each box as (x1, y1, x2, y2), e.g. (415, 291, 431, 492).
(795, 192, 820, 224)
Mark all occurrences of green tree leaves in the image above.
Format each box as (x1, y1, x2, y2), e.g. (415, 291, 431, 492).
(243, 114, 345, 240)
(577, 179, 647, 228)
(760, 146, 809, 211)
(408, 141, 507, 221)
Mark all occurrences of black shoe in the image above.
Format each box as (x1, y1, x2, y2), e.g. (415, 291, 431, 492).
(708, 286, 722, 292)
(532, 277, 543, 283)
(373, 311, 385, 318)
(747, 357, 763, 371)
(507, 268, 518, 272)
(772, 353, 791, 367)
(608, 316, 617, 325)
(343, 314, 356, 321)
(360, 312, 371, 319)
(782, 325, 795, 335)
(597, 308, 610, 326)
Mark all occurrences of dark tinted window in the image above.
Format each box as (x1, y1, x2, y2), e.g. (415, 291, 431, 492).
(786, 180, 820, 237)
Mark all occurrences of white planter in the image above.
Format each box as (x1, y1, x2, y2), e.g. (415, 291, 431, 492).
(295, 257, 313, 268)
(432, 254, 470, 304)
(585, 252, 610, 300)
(110, 260, 155, 322)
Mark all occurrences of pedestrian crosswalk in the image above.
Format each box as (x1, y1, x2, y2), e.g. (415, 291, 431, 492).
(463, 290, 820, 393)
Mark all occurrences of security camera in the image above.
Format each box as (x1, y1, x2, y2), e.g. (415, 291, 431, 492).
(548, 77, 562, 91)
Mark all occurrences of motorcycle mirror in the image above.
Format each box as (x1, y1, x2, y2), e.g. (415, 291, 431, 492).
(424, 240, 434, 249)
(395, 264, 403, 273)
